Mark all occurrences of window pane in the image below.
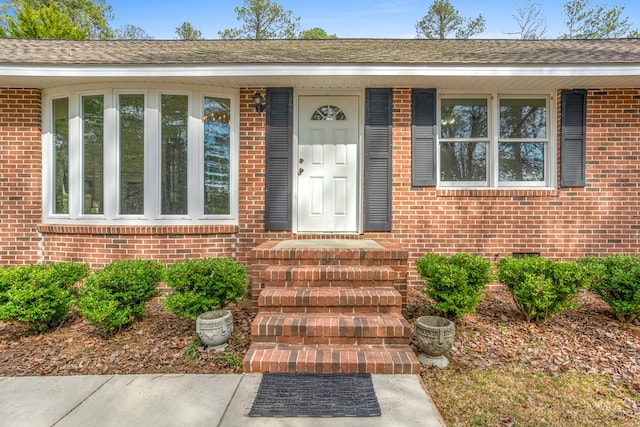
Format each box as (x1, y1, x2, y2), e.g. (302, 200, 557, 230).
(311, 105, 346, 121)
(500, 99, 546, 139)
(161, 94, 188, 215)
(52, 98, 69, 214)
(203, 96, 231, 215)
(440, 142, 487, 182)
(119, 94, 145, 215)
(82, 95, 104, 214)
(441, 98, 488, 138)
(499, 142, 544, 182)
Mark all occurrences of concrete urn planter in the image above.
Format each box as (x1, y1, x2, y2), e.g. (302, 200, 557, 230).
(414, 315, 455, 368)
(196, 309, 233, 350)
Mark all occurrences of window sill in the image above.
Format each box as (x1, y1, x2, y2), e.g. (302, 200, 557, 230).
(38, 223, 239, 236)
(436, 188, 559, 198)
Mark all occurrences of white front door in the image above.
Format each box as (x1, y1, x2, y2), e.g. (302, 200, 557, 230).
(297, 95, 360, 232)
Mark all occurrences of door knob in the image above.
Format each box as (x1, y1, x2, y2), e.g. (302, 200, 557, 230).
(298, 167, 304, 175)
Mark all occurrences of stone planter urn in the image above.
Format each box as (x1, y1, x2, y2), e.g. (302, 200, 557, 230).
(414, 315, 455, 368)
(196, 309, 233, 351)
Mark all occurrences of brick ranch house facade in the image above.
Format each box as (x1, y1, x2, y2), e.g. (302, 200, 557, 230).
(1, 38, 639, 278)
(1, 38, 639, 372)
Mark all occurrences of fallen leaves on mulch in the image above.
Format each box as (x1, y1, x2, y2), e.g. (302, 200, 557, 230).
(0, 298, 254, 376)
(2, 286, 639, 397)
(406, 287, 640, 393)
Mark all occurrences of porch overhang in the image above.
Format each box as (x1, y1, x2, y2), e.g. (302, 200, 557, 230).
(1, 63, 639, 91)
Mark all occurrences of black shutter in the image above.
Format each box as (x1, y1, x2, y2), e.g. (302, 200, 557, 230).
(412, 89, 437, 186)
(561, 89, 587, 187)
(264, 88, 293, 230)
(364, 88, 392, 231)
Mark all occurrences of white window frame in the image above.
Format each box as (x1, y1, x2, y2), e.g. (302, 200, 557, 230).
(42, 84, 239, 225)
(437, 92, 556, 189)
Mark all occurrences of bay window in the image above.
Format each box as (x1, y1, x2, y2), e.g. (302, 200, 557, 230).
(44, 87, 237, 224)
(439, 94, 552, 188)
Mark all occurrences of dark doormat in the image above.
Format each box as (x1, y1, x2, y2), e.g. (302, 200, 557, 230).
(248, 373, 381, 417)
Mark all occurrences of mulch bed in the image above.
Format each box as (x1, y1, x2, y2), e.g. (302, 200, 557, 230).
(0, 298, 254, 376)
(405, 287, 640, 393)
(2, 286, 639, 395)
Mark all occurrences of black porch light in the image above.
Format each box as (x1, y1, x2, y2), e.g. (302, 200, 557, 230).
(253, 92, 265, 113)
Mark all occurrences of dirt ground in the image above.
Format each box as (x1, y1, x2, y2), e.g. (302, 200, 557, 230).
(1, 287, 639, 395)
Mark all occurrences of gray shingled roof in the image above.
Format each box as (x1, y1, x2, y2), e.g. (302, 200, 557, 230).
(1, 38, 639, 66)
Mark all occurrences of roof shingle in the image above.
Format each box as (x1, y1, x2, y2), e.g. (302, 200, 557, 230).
(0, 38, 639, 66)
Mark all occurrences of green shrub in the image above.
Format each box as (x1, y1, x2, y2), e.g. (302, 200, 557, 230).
(497, 256, 583, 324)
(0, 267, 9, 306)
(579, 255, 640, 323)
(77, 259, 164, 335)
(415, 253, 493, 320)
(0, 263, 89, 332)
(163, 258, 247, 320)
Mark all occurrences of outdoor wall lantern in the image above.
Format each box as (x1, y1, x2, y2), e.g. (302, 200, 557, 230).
(253, 92, 265, 112)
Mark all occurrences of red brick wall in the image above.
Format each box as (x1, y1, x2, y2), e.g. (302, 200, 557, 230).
(0, 89, 42, 265)
(37, 224, 238, 268)
(1, 87, 639, 286)
(381, 88, 640, 285)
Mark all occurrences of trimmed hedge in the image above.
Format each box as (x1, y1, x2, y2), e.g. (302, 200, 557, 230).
(416, 253, 493, 320)
(163, 258, 247, 320)
(0, 263, 89, 332)
(579, 255, 640, 323)
(497, 256, 583, 324)
(77, 259, 164, 335)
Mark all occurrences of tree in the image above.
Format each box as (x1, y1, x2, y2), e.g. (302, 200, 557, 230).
(176, 21, 203, 40)
(508, 1, 546, 39)
(561, 0, 637, 39)
(299, 27, 337, 39)
(0, 0, 88, 39)
(218, 0, 300, 39)
(113, 24, 153, 40)
(0, 0, 113, 39)
(415, 0, 485, 39)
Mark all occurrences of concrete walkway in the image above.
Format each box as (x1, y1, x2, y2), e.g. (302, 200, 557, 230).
(0, 374, 445, 427)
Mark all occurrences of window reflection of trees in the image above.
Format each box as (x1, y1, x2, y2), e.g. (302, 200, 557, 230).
(499, 100, 546, 182)
(440, 100, 488, 182)
(161, 94, 189, 215)
(53, 98, 69, 214)
(499, 142, 544, 181)
(82, 95, 104, 215)
(119, 94, 145, 215)
(440, 142, 487, 181)
(204, 97, 231, 215)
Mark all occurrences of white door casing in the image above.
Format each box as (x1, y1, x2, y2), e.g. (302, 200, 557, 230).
(297, 95, 360, 232)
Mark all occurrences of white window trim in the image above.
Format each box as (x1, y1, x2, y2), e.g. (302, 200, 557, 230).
(42, 84, 239, 225)
(437, 91, 556, 190)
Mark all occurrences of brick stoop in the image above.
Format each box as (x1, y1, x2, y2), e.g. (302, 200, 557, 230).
(243, 240, 420, 374)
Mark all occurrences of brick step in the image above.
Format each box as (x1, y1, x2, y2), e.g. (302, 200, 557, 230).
(252, 241, 408, 265)
(263, 265, 400, 288)
(258, 288, 402, 313)
(245, 240, 413, 374)
(251, 313, 412, 345)
(243, 343, 420, 374)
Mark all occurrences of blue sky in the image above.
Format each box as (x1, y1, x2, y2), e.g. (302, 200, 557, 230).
(108, 0, 640, 39)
